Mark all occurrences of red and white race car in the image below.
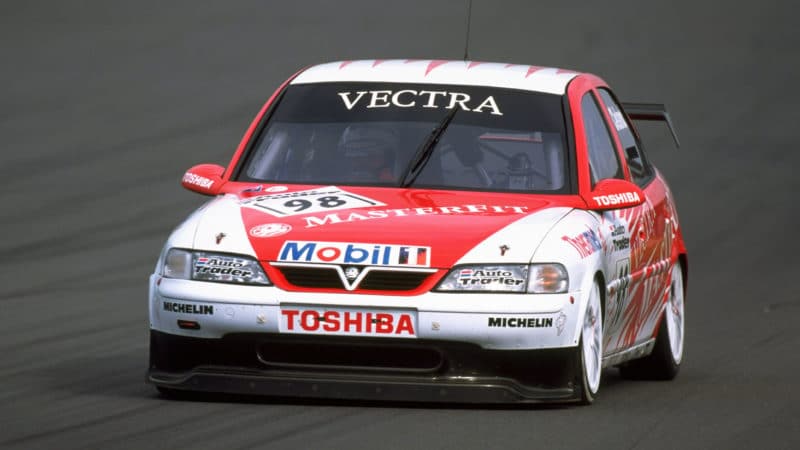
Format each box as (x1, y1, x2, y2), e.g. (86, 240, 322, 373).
(147, 59, 687, 404)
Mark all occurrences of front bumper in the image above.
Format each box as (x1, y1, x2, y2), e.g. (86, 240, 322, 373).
(150, 276, 583, 351)
(149, 275, 587, 403)
(147, 330, 582, 404)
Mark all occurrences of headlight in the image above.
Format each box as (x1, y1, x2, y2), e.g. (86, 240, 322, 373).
(527, 264, 569, 294)
(435, 263, 567, 294)
(163, 248, 192, 279)
(163, 248, 271, 285)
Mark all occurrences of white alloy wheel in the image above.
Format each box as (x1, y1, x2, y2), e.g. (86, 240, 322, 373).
(580, 280, 603, 399)
(666, 263, 685, 364)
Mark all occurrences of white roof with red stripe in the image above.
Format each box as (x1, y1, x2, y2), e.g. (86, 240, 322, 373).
(291, 59, 580, 95)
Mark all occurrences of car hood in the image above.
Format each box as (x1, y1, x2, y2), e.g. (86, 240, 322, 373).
(191, 185, 580, 268)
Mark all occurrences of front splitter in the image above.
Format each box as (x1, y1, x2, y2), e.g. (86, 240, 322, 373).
(148, 367, 579, 404)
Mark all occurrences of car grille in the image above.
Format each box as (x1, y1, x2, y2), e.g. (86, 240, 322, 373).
(277, 266, 432, 291)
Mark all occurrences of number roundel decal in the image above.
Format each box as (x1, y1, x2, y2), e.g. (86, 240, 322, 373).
(241, 186, 385, 216)
(283, 196, 347, 213)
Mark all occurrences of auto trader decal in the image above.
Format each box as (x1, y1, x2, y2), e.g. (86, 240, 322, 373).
(240, 186, 385, 217)
(458, 268, 525, 287)
(609, 224, 631, 252)
(278, 241, 431, 267)
(194, 257, 254, 277)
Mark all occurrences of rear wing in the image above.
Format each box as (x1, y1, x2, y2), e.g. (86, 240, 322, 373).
(622, 102, 681, 148)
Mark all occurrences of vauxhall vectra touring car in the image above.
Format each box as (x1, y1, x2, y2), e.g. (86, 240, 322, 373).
(147, 59, 687, 404)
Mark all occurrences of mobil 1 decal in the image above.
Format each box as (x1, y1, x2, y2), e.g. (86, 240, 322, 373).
(279, 241, 430, 267)
(240, 186, 385, 217)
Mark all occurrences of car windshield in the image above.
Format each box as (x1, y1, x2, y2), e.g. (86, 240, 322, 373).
(237, 82, 572, 193)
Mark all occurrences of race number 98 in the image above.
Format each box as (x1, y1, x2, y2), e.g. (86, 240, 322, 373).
(283, 196, 346, 212)
(241, 187, 384, 217)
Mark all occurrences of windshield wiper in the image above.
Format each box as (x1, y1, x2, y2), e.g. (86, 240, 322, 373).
(399, 107, 458, 187)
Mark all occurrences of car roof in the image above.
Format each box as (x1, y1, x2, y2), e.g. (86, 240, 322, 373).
(290, 59, 581, 95)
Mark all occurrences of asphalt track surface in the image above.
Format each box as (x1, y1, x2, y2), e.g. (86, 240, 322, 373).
(2, 1, 799, 449)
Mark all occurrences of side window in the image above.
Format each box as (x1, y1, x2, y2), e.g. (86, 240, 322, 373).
(581, 92, 623, 187)
(597, 89, 655, 187)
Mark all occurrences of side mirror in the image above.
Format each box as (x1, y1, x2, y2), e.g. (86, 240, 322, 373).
(583, 178, 645, 210)
(181, 164, 224, 196)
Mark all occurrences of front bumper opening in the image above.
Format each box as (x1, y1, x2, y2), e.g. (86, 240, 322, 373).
(257, 338, 444, 373)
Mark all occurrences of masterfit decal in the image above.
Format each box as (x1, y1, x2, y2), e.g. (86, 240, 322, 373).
(195, 257, 254, 277)
(182, 173, 214, 188)
(458, 268, 524, 286)
(487, 317, 553, 328)
(163, 301, 214, 315)
(562, 228, 602, 259)
(241, 186, 384, 217)
(249, 223, 292, 238)
(337, 90, 503, 116)
(303, 204, 529, 228)
(279, 241, 430, 267)
(281, 309, 415, 335)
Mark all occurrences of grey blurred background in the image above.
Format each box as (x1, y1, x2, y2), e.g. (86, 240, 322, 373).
(1, 1, 798, 449)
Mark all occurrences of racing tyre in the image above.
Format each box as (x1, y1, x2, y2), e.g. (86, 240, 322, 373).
(619, 262, 685, 380)
(577, 279, 603, 404)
